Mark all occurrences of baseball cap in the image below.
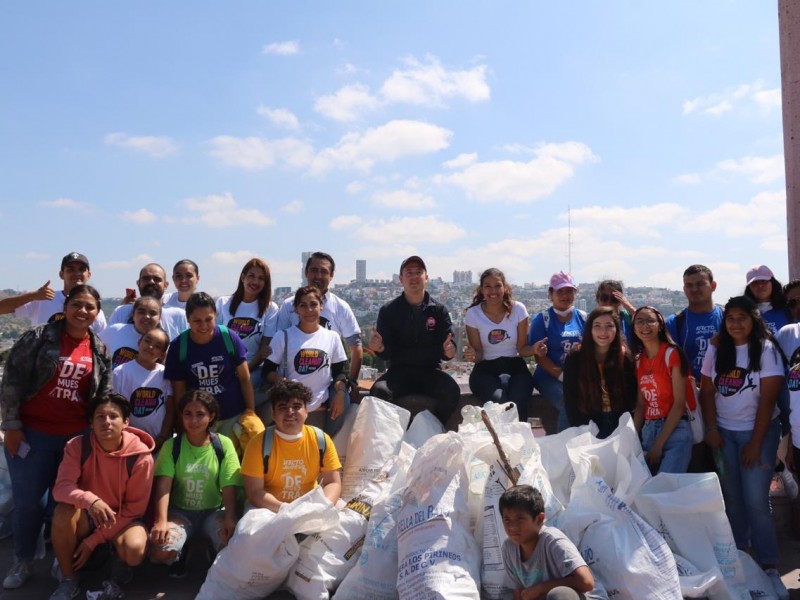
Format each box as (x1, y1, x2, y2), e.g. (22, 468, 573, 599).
(549, 271, 576, 291)
(61, 252, 90, 270)
(400, 255, 427, 273)
(745, 265, 774, 286)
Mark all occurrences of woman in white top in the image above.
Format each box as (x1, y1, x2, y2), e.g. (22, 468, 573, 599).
(262, 286, 348, 435)
(99, 295, 162, 369)
(163, 259, 200, 310)
(464, 268, 534, 421)
(700, 295, 787, 596)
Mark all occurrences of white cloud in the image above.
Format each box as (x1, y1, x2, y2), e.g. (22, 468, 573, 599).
(315, 55, 489, 121)
(372, 189, 435, 210)
(179, 193, 275, 228)
(311, 120, 452, 174)
(210, 250, 258, 264)
(280, 200, 304, 213)
(121, 208, 158, 224)
(443, 153, 478, 169)
(40, 197, 89, 211)
(686, 190, 785, 237)
(380, 55, 490, 106)
(104, 132, 177, 157)
(682, 82, 780, 117)
(715, 154, 784, 184)
(209, 136, 314, 170)
(675, 173, 701, 185)
(314, 83, 381, 122)
(97, 254, 153, 271)
(331, 215, 465, 243)
(345, 181, 366, 194)
(256, 106, 300, 130)
(262, 40, 299, 55)
(442, 141, 596, 203)
(567, 203, 689, 237)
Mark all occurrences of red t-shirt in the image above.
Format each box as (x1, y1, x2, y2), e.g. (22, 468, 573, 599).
(637, 342, 680, 420)
(21, 331, 94, 435)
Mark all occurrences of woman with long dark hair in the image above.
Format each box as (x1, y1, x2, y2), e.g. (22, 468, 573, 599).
(463, 268, 533, 420)
(631, 306, 693, 473)
(700, 296, 788, 597)
(743, 265, 789, 334)
(563, 307, 637, 438)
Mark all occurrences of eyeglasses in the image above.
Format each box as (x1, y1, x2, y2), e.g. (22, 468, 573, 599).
(788, 298, 800, 309)
(598, 293, 619, 304)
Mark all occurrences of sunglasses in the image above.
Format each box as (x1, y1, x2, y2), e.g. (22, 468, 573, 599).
(598, 294, 619, 304)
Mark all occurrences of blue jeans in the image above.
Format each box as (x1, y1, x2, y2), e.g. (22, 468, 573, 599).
(641, 418, 692, 474)
(5, 427, 84, 562)
(718, 419, 781, 565)
(305, 383, 352, 437)
(469, 356, 533, 422)
(532, 371, 568, 432)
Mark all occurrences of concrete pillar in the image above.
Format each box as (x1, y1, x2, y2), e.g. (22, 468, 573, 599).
(780, 0, 800, 278)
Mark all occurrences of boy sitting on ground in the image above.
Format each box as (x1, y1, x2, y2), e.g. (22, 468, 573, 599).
(241, 380, 341, 512)
(49, 393, 155, 600)
(500, 485, 607, 600)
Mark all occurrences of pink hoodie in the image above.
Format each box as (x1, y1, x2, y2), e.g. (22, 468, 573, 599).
(53, 427, 155, 550)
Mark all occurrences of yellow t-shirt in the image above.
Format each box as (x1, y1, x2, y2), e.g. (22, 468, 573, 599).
(241, 425, 341, 502)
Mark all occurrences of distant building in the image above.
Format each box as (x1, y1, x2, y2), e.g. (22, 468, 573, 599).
(356, 259, 366, 283)
(274, 286, 292, 302)
(453, 270, 473, 284)
(577, 298, 587, 312)
(301, 251, 313, 285)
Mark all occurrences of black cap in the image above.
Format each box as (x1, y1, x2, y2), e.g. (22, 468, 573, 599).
(400, 255, 427, 273)
(61, 252, 90, 270)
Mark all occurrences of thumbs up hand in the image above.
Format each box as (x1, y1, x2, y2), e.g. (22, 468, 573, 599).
(36, 280, 55, 302)
(443, 333, 456, 359)
(369, 325, 385, 353)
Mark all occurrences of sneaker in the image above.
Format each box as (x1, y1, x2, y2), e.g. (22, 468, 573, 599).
(3, 560, 32, 589)
(765, 568, 790, 600)
(780, 469, 799, 499)
(48, 577, 80, 600)
(110, 560, 133, 586)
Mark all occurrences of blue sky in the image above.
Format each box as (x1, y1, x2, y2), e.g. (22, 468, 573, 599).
(0, 2, 786, 303)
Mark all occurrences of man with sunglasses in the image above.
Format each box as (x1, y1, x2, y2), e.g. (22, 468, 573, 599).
(665, 264, 723, 381)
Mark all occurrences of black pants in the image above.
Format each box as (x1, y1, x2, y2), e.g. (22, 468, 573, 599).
(370, 366, 460, 425)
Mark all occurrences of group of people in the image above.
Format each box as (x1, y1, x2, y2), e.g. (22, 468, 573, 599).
(0, 250, 798, 599)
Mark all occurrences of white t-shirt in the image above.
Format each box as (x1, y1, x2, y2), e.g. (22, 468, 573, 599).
(701, 340, 783, 431)
(276, 291, 361, 342)
(161, 292, 186, 310)
(777, 323, 800, 447)
(14, 290, 107, 333)
(99, 323, 142, 369)
(112, 360, 172, 438)
(215, 296, 279, 362)
(268, 326, 347, 411)
(109, 303, 187, 342)
(464, 300, 528, 361)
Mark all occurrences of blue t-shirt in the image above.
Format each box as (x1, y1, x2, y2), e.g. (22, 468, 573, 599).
(761, 307, 789, 336)
(665, 306, 723, 381)
(164, 326, 248, 420)
(528, 307, 586, 382)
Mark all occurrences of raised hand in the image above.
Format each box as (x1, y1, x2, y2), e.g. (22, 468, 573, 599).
(443, 333, 456, 359)
(35, 280, 55, 302)
(463, 344, 477, 362)
(368, 325, 384, 353)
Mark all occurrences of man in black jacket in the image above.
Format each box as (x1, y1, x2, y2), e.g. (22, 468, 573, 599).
(368, 256, 459, 424)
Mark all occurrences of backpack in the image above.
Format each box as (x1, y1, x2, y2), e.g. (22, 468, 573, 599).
(261, 425, 326, 475)
(171, 432, 226, 486)
(80, 434, 141, 478)
(672, 305, 723, 348)
(178, 324, 236, 362)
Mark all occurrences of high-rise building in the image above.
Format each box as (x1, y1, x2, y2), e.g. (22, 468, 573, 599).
(356, 259, 367, 283)
(452, 270, 473, 284)
(301, 251, 313, 285)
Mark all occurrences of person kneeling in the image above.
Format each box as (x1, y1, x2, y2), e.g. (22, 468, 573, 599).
(49, 393, 154, 600)
(241, 380, 341, 512)
(500, 485, 607, 600)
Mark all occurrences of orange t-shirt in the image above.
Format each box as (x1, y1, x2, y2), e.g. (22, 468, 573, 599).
(637, 343, 680, 420)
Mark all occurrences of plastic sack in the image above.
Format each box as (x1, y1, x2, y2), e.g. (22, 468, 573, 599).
(562, 476, 681, 600)
(567, 413, 651, 503)
(341, 396, 410, 501)
(197, 487, 339, 600)
(396, 432, 480, 599)
(536, 422, 598, 506)
(331, 403, 359, 469)
(632, 472, 746, 600)
(673, 554, 725, 599)
(286, 443, 414, 599)
(402, 409, 444, 449)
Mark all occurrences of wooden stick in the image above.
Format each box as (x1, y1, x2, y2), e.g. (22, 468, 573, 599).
(481, 409, 519, 485)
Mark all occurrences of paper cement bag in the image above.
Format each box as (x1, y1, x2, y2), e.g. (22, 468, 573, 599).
(197, 487, 338, 600)
(331, 403, 359, 469)
(341, 396, 410, 501)
(402, 409, 445, 449)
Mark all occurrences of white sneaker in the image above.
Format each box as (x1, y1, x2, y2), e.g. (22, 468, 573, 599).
(780, 469, 799, 499)
(764, 568, 790, 600)
(3, 561, 32, 589)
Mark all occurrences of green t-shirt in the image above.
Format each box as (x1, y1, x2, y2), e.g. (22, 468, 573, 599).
(154, 434, 243, 511)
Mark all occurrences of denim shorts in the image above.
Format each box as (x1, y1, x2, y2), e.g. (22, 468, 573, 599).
(156, 507, 225, 560)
